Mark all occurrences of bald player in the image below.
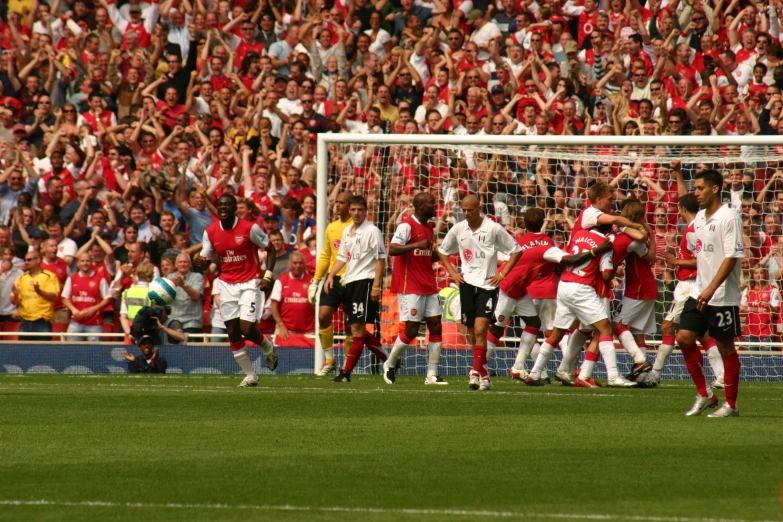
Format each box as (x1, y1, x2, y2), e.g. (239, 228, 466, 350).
(438, 195, 523, 391)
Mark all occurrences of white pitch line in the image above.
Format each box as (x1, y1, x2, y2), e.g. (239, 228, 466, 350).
(0, 499, 779, 522)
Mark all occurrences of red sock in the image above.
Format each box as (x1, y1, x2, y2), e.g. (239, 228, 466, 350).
(229, 340, 246, 352)
(364, 332, 388, 361)
(473, 345, 488, 377)
(701, 337, 718, 351)
(681, 343, 709, 397)
(398, 332, 413, 345)
(343, 336, 366, 373)
(723, 351, 740, 409)
(662, 334, 676, 346)
(428, 334, 443, 343)
(585, 350, 600, 362)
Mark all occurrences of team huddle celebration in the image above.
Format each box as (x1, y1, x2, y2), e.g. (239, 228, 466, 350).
(306, 161, 744, 419)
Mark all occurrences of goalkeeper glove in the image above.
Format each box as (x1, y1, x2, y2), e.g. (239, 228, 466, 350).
(308, 279, 320, 305)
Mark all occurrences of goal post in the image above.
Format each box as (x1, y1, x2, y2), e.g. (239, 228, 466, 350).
(315, 134, 783, 381)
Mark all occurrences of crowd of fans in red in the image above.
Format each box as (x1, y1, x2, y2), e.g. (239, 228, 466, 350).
(0, 0, 782, 347)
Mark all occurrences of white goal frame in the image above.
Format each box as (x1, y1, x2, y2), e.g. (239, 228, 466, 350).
(314, 134, 783, 374)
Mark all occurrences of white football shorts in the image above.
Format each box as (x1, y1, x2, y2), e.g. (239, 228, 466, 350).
(613, 296, 656, 334)
(494, 290, 537, 326)
(554, 282, 609, 330)
(219, 278, 264, 322)
(665, 279, 694, 324)
(533, 298, 557, 331)
(398, 293, 443, 322)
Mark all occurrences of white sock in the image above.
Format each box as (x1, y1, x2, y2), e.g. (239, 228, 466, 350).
(560, 330, 588, 373)
(598, 339, 619, 380)
(653, 343, 675, 379)
(512, 328, 539, 370)
(427, 341, 442, 377)
(530, 343, 548, 379)
(486, 343, 496, 362)
(260, 336, 275, 356)
(618, 329, 645, 364)
(233, 348, 255, 377)
(324, 346, 334, 360)
(387, 335, 410, 367)
(706, 346, 724, 378)
(529, 341, 555, 380)
(580, 358, 596, 379)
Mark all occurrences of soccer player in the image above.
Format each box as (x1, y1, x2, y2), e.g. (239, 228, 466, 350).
(309, 192, 388, 375)
(677, 170, 744, 417)
(492, 219, 614, 380)
(325, 196, 388, 383)
(525, 224, 637, 388)
(570, 182, 648, 242)
(383, 192, 448, 385)
(195, 194, 279, 388)
(489, 208, 559, 381)
(437, 195, 523, 391)
(308, 191, 353, 375)
(608, 200, 657, 382)
(657, 194, 725, 388)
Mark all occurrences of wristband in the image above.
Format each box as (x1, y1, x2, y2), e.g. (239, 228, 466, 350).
(372, 286, 381, 291)
(497, 272, 506, 280)
(264, 270, 273, 281)
(590, 249, 595, 257)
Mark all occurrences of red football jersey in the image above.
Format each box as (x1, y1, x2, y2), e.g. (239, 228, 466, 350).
(561, 230, 612, 286)
(568, 204, 601, 246)
(625, 253, 659, 300)
(744, 287, 779, 337)
(677, 221, 697, 281)
(515, 232, 558, 299)
(202, 217, 270, 284)
(595, 232, 646, 299)
(271, 272, 315, 333)
(41, 257, 69, 310)
(65, 270, 109, 326)
(500, 245, 565, 299)
(390, 216, 438, 295)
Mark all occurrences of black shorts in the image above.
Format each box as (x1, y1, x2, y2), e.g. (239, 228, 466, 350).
(319, 276, 348, 310)
(459, 283, 499, 328)
(344, 279, 379, 325)
(679, 297, 741, 340)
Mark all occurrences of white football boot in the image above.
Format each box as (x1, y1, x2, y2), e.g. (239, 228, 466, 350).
(238, 375, 258, 387)
(685, 394, 719, 416)
(707, 402, 739, 417)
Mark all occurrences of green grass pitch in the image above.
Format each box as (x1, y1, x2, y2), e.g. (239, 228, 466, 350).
(1, 374, 782, 522)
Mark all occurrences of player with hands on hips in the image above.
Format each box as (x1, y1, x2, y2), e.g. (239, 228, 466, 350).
(195, 194, 279, 388)
(437, 195, 523, 391)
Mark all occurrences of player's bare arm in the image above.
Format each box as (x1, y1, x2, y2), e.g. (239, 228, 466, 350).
(371, 258, 385, 303)
(696, 257, 739, 310)
(260, 242, 276, 292)
(560, 239, 613, 266)
(487, 249, 522, 286)
(437, 251, 464, 285)
(388, 238, 431, 256)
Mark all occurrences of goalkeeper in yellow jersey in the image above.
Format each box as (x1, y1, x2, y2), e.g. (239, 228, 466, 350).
(308, 192, 389, 375)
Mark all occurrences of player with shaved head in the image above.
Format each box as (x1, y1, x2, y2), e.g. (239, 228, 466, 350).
(437, 195, 523, 391)
(384, 192, 448, 385)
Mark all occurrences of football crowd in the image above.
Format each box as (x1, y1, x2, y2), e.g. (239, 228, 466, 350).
(0, 0, 782, 362)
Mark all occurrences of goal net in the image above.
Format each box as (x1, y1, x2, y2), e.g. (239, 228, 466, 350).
(315, 135, 783, 382)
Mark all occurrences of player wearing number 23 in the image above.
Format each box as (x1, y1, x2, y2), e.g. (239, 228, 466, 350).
(677, 169, 744, 417)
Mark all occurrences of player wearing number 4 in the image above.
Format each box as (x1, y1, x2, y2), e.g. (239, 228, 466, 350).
(326, 196, 388, 383)
(437, 195, 523, 391)
(195, 194, 279, 388)
(383, 193, 448, 385)
(677, 170, 744, 417)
